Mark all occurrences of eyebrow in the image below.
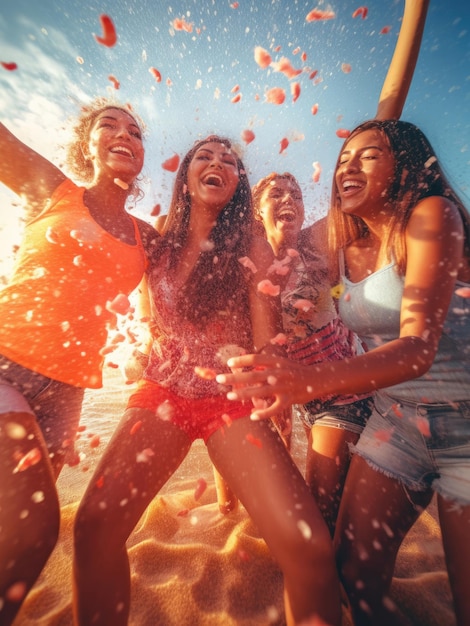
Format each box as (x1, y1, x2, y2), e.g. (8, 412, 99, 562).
(196, 146, 235, 159)
(340, 144, 385, 155)
(97, 114, 140, 131)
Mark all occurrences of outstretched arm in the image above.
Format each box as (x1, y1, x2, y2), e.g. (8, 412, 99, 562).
(375, 0, 430, 120)
(0, 121, 65, 211)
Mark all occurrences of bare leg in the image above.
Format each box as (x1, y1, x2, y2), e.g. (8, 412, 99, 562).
(73, 408, 192, 626)
(438, 495, 470, 626)
(0, 411, 60, 626)
(306, 424, 359, 536)
(207, 417, 342, 626)
(335, 455, 433, 626)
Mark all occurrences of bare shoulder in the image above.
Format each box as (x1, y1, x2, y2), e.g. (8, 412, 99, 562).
(408, 196, 464, 237)
(299, 216, 328, 255)
(135, 218, 161, 255)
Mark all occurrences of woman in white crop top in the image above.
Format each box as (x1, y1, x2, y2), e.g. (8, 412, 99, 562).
(219, 120, 470, 626)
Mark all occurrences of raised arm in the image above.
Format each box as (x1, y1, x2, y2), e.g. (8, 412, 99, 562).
(375, 0, 430, 120)
(0, 121, 65, 210)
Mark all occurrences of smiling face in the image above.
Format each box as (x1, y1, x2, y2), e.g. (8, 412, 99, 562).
(257, 175, 304, 246)
(335, 128, 396, 219)
(84, 107, 145, 185)
(186, 141, 240, 214)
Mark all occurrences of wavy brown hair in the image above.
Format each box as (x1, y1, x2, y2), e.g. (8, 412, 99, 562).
(327, 119, 470, 277)
(155, 135, 254, 326)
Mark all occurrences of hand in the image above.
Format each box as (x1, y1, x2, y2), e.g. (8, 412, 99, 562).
(216, 353, 316, 420)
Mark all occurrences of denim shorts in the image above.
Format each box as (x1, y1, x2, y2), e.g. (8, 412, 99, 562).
(0, 353, 85, 457)
(296, 397, 373, 435)
(353, 390, 470, 505)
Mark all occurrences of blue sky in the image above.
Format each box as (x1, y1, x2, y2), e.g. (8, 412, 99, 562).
(0, 0, 469, 273)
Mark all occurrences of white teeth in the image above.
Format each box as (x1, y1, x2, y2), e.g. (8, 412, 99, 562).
(278, 210, 296, 222)
(110, 146, 133, 158)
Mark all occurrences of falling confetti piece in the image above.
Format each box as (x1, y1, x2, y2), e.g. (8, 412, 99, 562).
(265, 87, 286, 104)
(172, 17, 193, 32)
(76, 56, 84, 64)
(96, 475, 105, 488)
(162, 154, 180, 172)
(270, 333, 288, 345)
(6, 582, 27, 602)
(257, 279, 281, 296)
(279, 137, 289, 154)
(312, 161, 321, 183)
(113, 177, 128, 190)
(352, 6, 368, 19)
(106, 293, 131, 315)
(177, 508, 190, 517)
(245, 433, 262, 448)
(108, 74, 120, 89)
(231, 93, 242, 103)
(306, 9, 336, 22)
(293, 299, 314, 312)
(311, 103, 319, 115)
(94, 14, 117, 47)
(414, 416, 431, 437)
(231, 84, 240, 93)
(89, 434, 101, 449)
(391, 403, 403, 418)
(238, 256, 258, 273)
(1, 62, 18, 71)
(136, 448, 155, 462)
(341, 63, 352, 74)
(455, 287, 470, 298)
(13, 448, 42, 473)
(230, 2, 239, 8)
(254, 46, 272, 69)
(336, 128, 351, 139)
(301, 51, 307, 61)
(151, 203, 161, 217)
(221, 413, 233, 427)
(374, 428, 394, 442)
(149, 67, 162, 82)
(241, 129, 255, 145)
(271, 57, 302, 79)
(291, 82, 301, 102)
(194, 366, 217, 380)
(194, 477, 207, 500)
(380, 25, 391, 34)
(309, 70, 318, 80)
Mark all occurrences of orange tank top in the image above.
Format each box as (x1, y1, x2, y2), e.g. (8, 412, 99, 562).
(0, 179, 147, 388)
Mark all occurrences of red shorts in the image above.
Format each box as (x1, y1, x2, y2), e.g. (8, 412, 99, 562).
(126, 379, 251, 443)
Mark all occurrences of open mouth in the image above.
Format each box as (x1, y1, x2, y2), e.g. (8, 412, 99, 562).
(110, 145, 134, 158)
(202, 173, 224, 187)
(342, 179, 365, 193)
(277, 209, 296, 223)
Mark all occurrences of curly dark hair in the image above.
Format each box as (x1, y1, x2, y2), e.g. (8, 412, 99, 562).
(328, 119, 470, 275)
(64, 97, 146, 201)
(155, 135, 254, 326)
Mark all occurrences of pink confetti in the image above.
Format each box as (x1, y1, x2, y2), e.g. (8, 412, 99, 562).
(414, 416, 431, 437)
(6, 582, 27, 602)
(293, 299, 314, 312)
(352, 6, 368, 19)
(246, 433, 263, 448)
(231, 84, 240, 93)
(306, 9, 336, 22)
(341, 63, 352, 74)
(336, 128, 351, 139)
(108, 74, 120, 89)
(231, 93, 242, 103)
(391, 403, 403, 418)
(94, 14, 117, 47)
(162, 154, 180, 172)
(291, 82, 301, 102)
(254, 46, 272, 69)
(13, 448, 42, 473)
(309, 70, 318, 80)
(380, 26, 391, 34)
(301, 51, 307, 62)
(241, 129, 255, 145)
(238, 256, 258, 273)
(89, 434, 101, 449)
(312, 161, 321, 183)
(106, 293, 131, 315)
(194, 366, 217, 380)
(257, 279, 281, 296)
(271, 57, 302, 79)
(149, 67, 162, 83)
(130, 420, 143, 435)
(279, 137, 289, 154)
(455, 287, 470, 298)
(265, 87, 286, 105)
(1, 62, 18, 71)
(173, 17, 193, 33)
(194, 477, 207, 500)
(311, 103, 319, 115)
(374, 428, 394, 442)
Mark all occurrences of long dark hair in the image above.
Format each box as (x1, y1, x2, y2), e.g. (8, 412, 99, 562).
(328, 119, 470, 275)
(155, 135, 254, 326)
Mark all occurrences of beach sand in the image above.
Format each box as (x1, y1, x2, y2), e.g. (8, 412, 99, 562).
(14, 369, 456, 626)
